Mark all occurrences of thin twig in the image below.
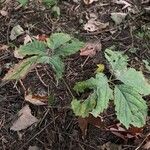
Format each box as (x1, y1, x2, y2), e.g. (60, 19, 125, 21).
(135, 133, 150, 150)
(19, 116, 58, 150)
(35, 67, 48, 87)
(62, 78, 74, 98)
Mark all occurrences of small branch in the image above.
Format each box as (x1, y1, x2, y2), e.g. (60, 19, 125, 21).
(35, 67, 48, 88)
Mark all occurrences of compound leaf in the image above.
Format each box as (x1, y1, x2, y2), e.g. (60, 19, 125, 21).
(3, 56, 38, 80)
(17, 40, 47, 57)
(114, 84, 147, 129)
(47, 33, 71, 50)
(116, 68, 150, 96)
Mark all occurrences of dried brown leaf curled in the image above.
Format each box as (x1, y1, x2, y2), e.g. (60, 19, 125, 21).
(25, 93, 48, 105)
(78, 114, 104, 138)
(80, 41, 102, 57)
(84, 19, 109, 32)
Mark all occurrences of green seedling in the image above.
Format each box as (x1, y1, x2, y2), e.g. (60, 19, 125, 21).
(71, 48, 150, 129)
(3, 33, 84, 80)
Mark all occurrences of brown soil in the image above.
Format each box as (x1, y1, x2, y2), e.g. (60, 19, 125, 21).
(0, 0, 150, 150)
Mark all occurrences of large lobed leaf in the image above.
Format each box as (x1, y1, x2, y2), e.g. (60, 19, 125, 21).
(72, 73, 112, 118)
(105, 48, 150, 96)
(114, 84, 147, 128)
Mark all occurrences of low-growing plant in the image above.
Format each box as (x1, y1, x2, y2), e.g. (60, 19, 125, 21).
(17, 0, 28, 6)
(71, 47, 150, 129)
(3, 33, 84, 80)
(17, 0, 60, 17)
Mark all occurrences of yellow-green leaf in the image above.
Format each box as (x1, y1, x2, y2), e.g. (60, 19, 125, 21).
(3, 56, 38, 80)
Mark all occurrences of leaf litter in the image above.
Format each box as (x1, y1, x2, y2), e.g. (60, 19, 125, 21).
(0, 0, 150, 147)
(84, 19, 109, 32)
(111, 12, 127, 25)
(84, 12, 109, 32)
(10, 25, 24, 41)
(80, 40, 102, 57)
(10, 105, 38, 131)
(25, 93, 48, 105)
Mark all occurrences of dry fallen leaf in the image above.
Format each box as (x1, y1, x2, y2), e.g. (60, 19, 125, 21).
(83, 0, 98, 5)
(143, 141, 150, 149)
(25, 93, 48, 105)
(28, 146, 40, 150)
(0, 10, 8, 16)
(10, 25, 24, 40)
(84, 19, 109, 32)
(34, 34, 48, 41)
(0, 44, 9, 51)
(113, 0, 131, 9)
(80, 41, 102, 57)
(24, 34, 32, 44)
(78, 114, 104, 138)
(111, 12, 127, 25)
(10, 105, 38, 131)
(14, 48, 24, 59)
(100, 142, 122, 150)
(108, 123, 143, 140)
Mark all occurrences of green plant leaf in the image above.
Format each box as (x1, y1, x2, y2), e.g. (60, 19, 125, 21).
(39, 55, 64, 79)
(73, 77, 97, 93)
(3, 56, 38, 80)
(105, 48, 128, 72)
(91, 73, 113, 117)
(43, 0, 57, 7)
(17, 0, 28, 6)
(116, 68, 150, 96)
(114, 84, 147, 128)
(72, 73, 112, 117)
(47, 33, 71, 50)
(52, 6, 60, 17)
(54, 39, 85, 57)
(71, 92, 96, 118)
(143, 60, 150, 72)
(18, 40, 47, 57)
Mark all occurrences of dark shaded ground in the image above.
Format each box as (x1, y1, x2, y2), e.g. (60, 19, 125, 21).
(0, 0, 150, 150)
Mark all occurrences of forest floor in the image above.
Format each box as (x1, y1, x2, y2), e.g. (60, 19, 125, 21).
(0, 0, 150, 150)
